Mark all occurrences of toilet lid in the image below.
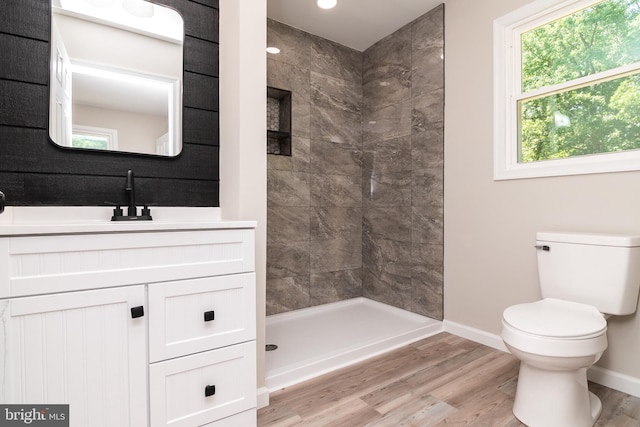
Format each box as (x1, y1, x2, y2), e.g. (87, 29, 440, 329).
(503, 298, 607, 339)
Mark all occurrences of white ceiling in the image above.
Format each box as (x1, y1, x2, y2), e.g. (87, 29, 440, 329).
(267, 0, 443, 51)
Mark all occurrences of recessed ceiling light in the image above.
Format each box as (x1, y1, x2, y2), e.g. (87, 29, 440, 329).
(317, 0, 337, 10)
(266, 47, 281, 54)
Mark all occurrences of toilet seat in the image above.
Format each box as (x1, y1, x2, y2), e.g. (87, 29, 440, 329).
(503, 298, 607, 339)
(502, 298, 608, 357)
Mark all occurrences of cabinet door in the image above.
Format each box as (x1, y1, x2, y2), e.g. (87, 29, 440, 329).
(0, 286, 147, 427)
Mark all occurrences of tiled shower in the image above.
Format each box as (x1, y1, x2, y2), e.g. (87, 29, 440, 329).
(266, 5, 444, 320)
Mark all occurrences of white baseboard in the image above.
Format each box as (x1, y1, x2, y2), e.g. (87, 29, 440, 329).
(443, 319, 640, 398)
(588, 366, 640, 398)
(256, 386, 269, 409)
(443, 320, 508, 352)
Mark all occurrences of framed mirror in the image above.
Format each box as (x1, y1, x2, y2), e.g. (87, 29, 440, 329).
(0, 0, 219, 207)
(49, 0, 184, 156)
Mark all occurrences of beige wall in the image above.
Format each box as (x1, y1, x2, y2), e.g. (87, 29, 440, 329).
(218, 0, 268, 392)
(444, 0, 640, 385)
(73, 104, 164, 154)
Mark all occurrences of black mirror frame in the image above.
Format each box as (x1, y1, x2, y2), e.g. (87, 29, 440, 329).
(0, 0, 219, 207)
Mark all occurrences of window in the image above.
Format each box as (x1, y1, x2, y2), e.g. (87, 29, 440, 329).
(494, 0, 640, 179)
(72, 125, 118, 151)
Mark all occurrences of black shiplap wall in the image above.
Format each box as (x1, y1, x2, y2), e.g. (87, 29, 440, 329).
(0, 0, 220, 207)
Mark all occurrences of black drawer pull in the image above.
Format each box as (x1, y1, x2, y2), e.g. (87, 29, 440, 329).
(205, 385, 216, 397)
(131, 306, 144, 319)
(204, 310, 215, 322)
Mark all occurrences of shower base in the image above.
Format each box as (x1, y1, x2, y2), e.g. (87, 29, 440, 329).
(265, 297, 443, 391)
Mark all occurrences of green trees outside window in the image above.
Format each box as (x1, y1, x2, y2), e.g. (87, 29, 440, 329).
(519, 0, 640, 163)
(72, 134, 110, 150)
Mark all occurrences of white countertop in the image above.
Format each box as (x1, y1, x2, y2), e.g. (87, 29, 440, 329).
(0, 206, 256, 236)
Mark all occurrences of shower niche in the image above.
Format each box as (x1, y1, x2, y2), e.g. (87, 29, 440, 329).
(267, 86, 292, 156)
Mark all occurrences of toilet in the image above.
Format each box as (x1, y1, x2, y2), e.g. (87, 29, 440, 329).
(501, 231, 640, 427)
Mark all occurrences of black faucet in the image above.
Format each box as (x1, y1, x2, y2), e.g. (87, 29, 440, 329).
(110, 170, 152, 221)
(126, 169, 136, 216)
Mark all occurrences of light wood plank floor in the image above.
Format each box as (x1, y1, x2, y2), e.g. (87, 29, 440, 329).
(258, 332, 640, 426)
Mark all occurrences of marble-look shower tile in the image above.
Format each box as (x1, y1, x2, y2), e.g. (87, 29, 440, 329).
(363, 74, 411, 112)
(310, 173, 362, 207)
(410, 278, 443, 319)
(267, 206, 310, 243)
(310, 34, 362, 84)
(411, 88, 444, 133)
(310, 71, 362, 114)
(291, 97, 311, 139)
(363, 25, 411, 112)
(412, 207, 443, 246)
(363, 99, 412, 143)
(267, 136, 310, 172)
(310, 105, 362, 147)
(411, 5, 444, 52)
(362, 269, 412, 310)
(310, 269, 362, 305)
(266, 275, 311, 315)
(310, 138, 362, 176)
(411, 243, 444, 289)
(362, 135, 412, 175)
(363, 206, 412, 242)
(412, 126, 444, 169)
(293, 136, 310, 172)
(267, 19, 313, 69)
(362, 234, 412, 278)
(267, 153, 293, 171)
(310, 238, 362, 274)
(411, 44, 444, 99)
(412, 167, 444, 210)
(410, 242, 444, 319)
(363, 25, 411, 85)
(363, 172, 412, 207)
(268, 58, 311, 102)
(267, 170, 310, 207)
(267, 241, 310, 279)
(268, 136, 310, 172)
(310, 206, 362, 240)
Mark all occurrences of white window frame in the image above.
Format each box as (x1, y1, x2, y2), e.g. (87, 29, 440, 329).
(72, 124, 119, 150)
(494, 0, 640, 180)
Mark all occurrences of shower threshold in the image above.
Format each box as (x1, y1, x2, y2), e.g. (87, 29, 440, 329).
(265, 297, 443, 391)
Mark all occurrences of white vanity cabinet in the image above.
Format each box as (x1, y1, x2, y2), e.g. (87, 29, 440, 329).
(0, 223, 257, 427)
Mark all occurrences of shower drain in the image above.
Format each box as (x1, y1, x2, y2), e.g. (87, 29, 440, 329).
(265, 344, 278, 351)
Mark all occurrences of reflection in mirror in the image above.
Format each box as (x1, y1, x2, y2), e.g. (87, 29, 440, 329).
(49, 0, 184, 156)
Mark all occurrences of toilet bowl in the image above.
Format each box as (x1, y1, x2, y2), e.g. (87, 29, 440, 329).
(501, 231, 640, 427)
(502, 298, 607, 427)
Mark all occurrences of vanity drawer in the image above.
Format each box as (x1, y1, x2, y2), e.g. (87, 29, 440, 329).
(1, 228, 255, 298)
(148, 273, 256, 362)
(149, 341, 257, 427)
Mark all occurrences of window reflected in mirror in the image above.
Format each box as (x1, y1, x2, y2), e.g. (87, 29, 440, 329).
(49, 0, 184, 156)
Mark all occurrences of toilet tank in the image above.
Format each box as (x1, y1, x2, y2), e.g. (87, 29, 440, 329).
(537, 231, 640, 315)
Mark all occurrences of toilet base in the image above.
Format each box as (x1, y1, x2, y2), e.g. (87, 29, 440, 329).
(513, 362, 602, 427)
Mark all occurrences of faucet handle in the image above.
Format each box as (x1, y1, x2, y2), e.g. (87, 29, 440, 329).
(141, 205, 153, 220)
(109, 205, 124, 221)
(105, 201, 124, 219)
